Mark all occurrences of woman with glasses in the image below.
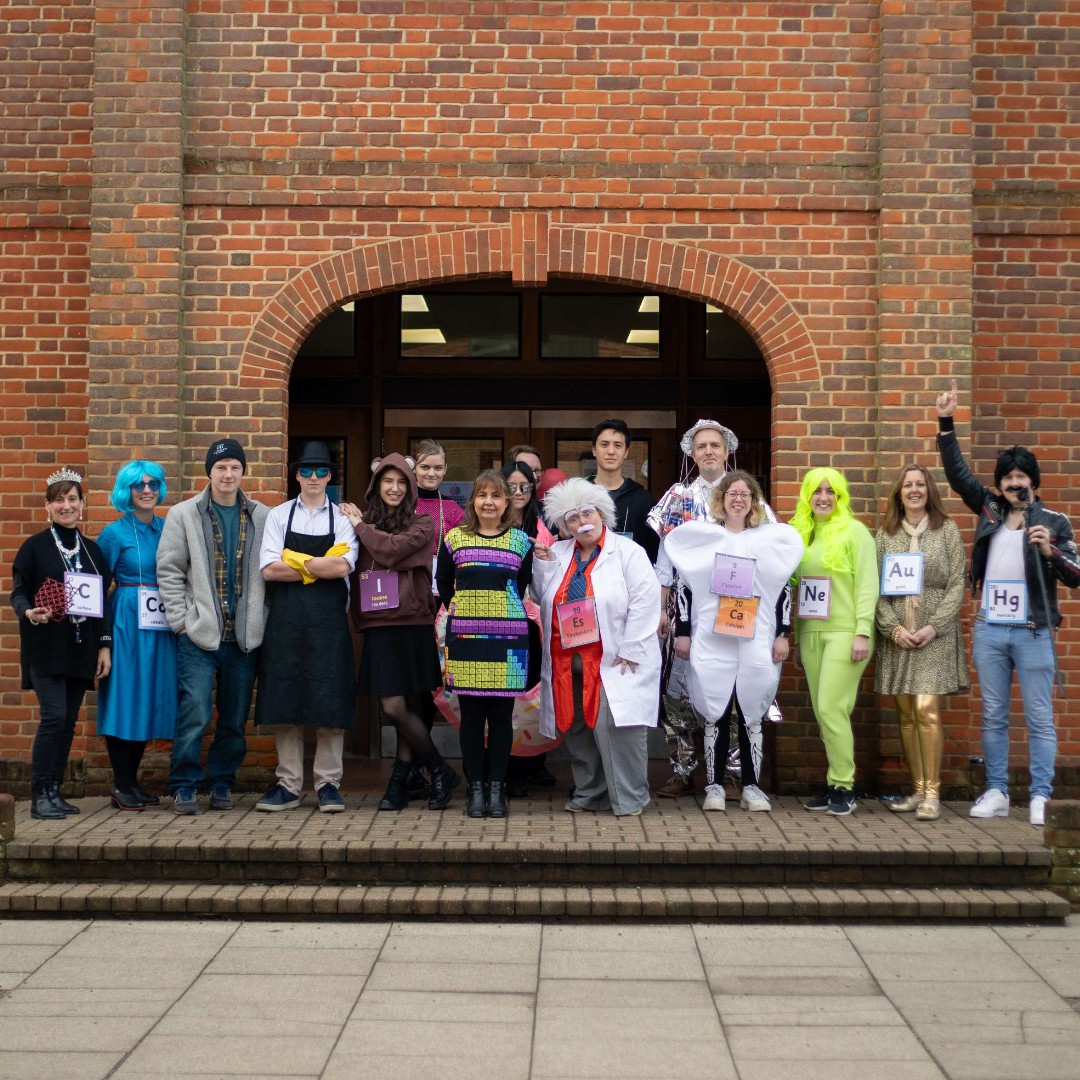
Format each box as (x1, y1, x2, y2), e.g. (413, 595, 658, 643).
(10, 468, 112, 819)
(502, 460, 540, 539)
(665, 470, 803, 813)
(95, 462, 176, 809)
(532, 478, 661, 817)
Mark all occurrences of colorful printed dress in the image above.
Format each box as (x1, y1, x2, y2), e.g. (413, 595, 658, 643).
(437, 526, 533, 697)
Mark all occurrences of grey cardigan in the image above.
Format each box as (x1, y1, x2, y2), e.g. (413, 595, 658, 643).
(156, 486, 269, 653)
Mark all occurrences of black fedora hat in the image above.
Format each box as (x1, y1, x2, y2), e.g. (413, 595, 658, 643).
(290, 440, 335, 475)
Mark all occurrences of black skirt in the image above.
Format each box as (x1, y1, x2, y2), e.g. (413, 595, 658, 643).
(358, 624, 442, 697)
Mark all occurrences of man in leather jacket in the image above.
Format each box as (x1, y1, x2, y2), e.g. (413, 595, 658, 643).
(936, 380, 1080, 825)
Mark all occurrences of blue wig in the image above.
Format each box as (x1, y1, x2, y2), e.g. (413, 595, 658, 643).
(110, 460, 167, 514)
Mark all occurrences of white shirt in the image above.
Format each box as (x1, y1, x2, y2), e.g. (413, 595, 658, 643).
(982, 523, 1025, 612)
(259, 496, 358, 571)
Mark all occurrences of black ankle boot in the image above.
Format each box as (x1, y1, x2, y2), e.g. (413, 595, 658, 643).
(31, 786, 65, 820)
(466, 781, 486, 818)
(488, 781, 508, 819)
(131, 782, 160, 806)
(110, 786, 145, 811)
(48, 782, 79, 815)
(421, 751, 460, 810)
(378, 760, 412, 811)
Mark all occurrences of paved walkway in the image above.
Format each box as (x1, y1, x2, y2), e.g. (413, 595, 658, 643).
(1, 919, 1078, 1080)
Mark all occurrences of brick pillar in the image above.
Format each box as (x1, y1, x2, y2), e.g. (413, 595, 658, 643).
(1045, 800, 1080, 910)
(88, 0, 187, 505)
(876, 1, 974, 787)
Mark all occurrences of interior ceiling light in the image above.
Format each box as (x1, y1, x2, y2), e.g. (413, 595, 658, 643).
(626, 329, 660, 345)
(401, 294, 430, 312)
(706, 303, 722, 313)
(402, 328, 446, 345)
(637, 296, 660, 313)
(341, 301, 355, 312)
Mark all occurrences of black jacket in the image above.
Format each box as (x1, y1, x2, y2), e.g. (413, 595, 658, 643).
(937, 417, 1080, 628)
(587, 476, 661, 564)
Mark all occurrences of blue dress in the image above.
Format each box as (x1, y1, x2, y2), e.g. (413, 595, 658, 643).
(96, 514, 178, 741)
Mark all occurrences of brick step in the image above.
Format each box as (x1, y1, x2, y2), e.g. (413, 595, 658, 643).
(0, 880, 1068, 921)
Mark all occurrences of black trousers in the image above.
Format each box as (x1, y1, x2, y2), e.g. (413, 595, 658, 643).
(29, 669, 86, 790)
(458, 696, 515, 784)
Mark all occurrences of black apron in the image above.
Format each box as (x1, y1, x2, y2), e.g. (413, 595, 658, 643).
(255, 502, 356, 728)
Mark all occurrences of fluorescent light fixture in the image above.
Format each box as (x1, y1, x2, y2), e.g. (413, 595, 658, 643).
(341, 301, 355, 312)
(401, 294, 430, 312)
(637, 296, 660, 313)
(626, 329, 660, 345)
(402, 328, 446, 345)
(706, 303, 722, 313)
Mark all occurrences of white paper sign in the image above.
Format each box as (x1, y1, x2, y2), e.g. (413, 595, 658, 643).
(137, 587, 170, 631)
(64, 572, 104, 619)
(797, 576, 832, 620)
(881, 552, 924, 597)
(432, 554, 440, 596)
(985, 579, 1028, 624)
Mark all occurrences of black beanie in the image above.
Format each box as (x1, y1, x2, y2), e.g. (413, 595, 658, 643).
(205, 438, 247, 476)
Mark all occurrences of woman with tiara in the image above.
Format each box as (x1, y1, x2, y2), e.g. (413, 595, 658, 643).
(10, 468, 113, 819)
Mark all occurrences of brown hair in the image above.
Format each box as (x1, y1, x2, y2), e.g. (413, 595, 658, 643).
(881, 464, 950, 534)
(413, 439, 447, 467)
(46, 479, 84, 503)
(710, 469, 765, 528)
(462, 470, 515, 534)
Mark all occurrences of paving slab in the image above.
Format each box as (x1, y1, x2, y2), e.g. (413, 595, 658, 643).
(716, 993, 906, 1026)
(0, 1013, 157, 1053)
(114, 1033, 336, 1077)
(0, 986, 179, 1018)
(351, 988, 534, 1024)
(0, 1051, 124, 1080)
(536, 977, 714, 1010)
(0, 920, 89, 945)
(225, 923, 389, 950)
(364, 959, 538, 994)
(727, 1023, 931, 1062)
(204, 945, 379, 977)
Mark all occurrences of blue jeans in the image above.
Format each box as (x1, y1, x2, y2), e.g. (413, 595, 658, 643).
(972, 620, 1057, 798)
(169, 636, 258, 793)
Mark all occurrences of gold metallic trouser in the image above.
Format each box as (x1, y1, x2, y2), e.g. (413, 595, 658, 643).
(894, 694, 943, 801)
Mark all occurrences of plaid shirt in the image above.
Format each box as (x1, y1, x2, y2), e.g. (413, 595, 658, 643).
(207, 495, 250, 643)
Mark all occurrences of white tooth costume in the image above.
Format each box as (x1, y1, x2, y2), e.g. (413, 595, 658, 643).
(664, 520, 804, 778)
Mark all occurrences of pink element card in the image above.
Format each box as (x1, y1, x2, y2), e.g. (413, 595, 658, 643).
(359, 570, 400, 612)
(556, 598, 601, 648)
(711, 553, 756, 599)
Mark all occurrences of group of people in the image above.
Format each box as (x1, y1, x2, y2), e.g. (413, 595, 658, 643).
(11, 387, 1079, 826)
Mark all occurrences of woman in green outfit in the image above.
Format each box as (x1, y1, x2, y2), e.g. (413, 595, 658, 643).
(791, 468, 878, 816)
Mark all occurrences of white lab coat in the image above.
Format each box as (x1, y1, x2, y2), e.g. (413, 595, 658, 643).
(531, 529, 662, 739)
(664, 520, 804, 724)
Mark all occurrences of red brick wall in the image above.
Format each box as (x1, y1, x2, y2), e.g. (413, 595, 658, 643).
(1, 0, 1077, 797)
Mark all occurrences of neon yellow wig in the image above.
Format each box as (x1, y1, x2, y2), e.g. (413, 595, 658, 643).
(789, 467, 860, 576)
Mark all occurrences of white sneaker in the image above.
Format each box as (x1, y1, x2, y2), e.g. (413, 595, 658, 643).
(1029, 795, 1048, 827)
(739, 784, 772, 812)
(702, 784, 726, 812)
(969, 789, 1010, 819)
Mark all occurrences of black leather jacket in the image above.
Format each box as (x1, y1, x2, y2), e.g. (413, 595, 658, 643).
(937, 417, 1080, 628)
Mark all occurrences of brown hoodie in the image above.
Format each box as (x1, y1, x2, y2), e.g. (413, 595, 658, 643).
(351, 453, 437, 630)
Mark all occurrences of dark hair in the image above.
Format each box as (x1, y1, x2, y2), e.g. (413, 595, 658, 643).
(994, 445, 1040, 490)
(364, 465, 417, 534)
(501, 460, 539, 538)
(46, 479, 83, 503)
(462, 470, 514, 534)
(591, 419, 631, 447)
(881, 464, 950, 534)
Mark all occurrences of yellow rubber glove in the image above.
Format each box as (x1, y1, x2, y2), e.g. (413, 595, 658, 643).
(281, 548, 317, 584)
(324, 542, 351, 560)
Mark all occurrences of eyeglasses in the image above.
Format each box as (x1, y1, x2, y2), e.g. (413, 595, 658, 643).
(298, 467, 331, 479)
(130, 480, 161, 493)
(508, 483, 532, 495)
(725, 491, 751, 503)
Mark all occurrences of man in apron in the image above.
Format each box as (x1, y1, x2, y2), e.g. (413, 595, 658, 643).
(255, 441, 359, 812)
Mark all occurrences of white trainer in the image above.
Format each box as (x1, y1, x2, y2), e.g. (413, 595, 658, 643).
(969, 788, 1010, 819)
(1029, 795, 1048, 827)
(702, 784, 726, 812)
(739, 784, 772, 812)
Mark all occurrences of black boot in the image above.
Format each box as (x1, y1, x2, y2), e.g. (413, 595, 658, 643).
(48, 782, 79, 815)
(110, 786, 145, 811)
(488, 781, 508, 819)
(31, 785, 65, 820)
(131, 782, 160, 806)
(466, 781, 487, 818)
(378, 760, 412, 811)
(421, 750, 460, 810)
(406, 764, 431, 799)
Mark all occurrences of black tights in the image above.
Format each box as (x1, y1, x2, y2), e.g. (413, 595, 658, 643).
(711, 695, 758, 787)
(381, 694, 435, 763)
(105, 736, 147, 793)
(459, 696, 515, 784)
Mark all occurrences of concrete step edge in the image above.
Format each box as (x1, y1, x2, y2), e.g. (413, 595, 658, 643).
(0, 881, 1069, 920)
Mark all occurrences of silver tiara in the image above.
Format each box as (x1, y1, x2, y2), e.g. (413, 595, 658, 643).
(47, 467, 82, 486)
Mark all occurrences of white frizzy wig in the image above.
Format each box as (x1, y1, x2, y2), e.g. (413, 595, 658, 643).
(543, 477, 617, 531)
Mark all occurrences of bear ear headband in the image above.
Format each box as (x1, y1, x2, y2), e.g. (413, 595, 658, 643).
(370, 456, 416, 472)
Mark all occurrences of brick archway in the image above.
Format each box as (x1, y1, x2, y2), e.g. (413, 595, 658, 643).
(237, 216, 819, 480)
